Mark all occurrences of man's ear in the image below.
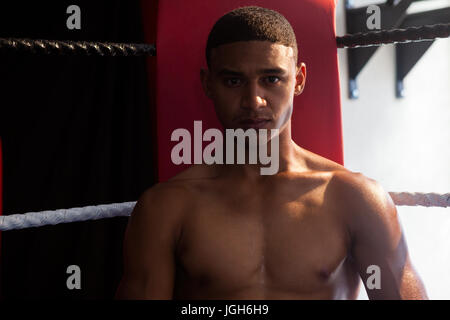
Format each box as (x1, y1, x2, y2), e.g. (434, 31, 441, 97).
(200, 68, 213, 99)
(294, 63, 306, 96)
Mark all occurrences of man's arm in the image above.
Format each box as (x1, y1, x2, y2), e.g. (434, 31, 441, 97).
(339, 172, 428, 300)
(115, 183, 186, 299)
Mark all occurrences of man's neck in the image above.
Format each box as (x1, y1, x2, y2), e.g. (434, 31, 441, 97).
(220, 125, 308, 182)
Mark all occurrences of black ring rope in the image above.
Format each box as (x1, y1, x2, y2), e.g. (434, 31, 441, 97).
(336, 23, 450, 48)
(0, 23, 448, 55)
(0, 38, 156, 56)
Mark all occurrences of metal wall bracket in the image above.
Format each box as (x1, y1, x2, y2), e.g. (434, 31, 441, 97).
(345, 0, 450, 99)
(395, 7, 450, 98)
(345, 0, 413, 99)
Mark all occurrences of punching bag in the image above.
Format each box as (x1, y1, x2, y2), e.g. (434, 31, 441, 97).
(145, 0, 343, 181)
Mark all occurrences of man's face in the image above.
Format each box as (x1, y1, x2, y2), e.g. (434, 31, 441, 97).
(201, 40, 306, 133)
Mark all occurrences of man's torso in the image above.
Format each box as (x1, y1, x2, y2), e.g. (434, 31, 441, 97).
(167, 152, 362, 299)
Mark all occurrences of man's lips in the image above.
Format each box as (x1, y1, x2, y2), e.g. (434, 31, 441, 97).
(238, 118, 271, 129)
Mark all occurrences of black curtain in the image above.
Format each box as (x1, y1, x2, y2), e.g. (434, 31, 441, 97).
(0, 0, 157, 299)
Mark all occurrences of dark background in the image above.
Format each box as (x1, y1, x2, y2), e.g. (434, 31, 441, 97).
(0, 1, 158, 298)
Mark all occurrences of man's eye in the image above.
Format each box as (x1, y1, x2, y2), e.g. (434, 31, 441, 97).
(265, 76, 280, 84)
(225, 78, 242, 86)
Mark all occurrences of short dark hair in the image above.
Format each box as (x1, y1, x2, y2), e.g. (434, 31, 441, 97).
(205, 6, 298, 69)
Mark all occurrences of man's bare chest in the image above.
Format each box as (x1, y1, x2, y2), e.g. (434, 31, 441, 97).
(175, 185, 351, 294)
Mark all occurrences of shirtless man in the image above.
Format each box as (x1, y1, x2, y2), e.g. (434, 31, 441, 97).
(115, 6, 428, 299)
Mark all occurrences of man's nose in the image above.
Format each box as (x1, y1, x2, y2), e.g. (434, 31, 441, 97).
(240, 81, 267, 110)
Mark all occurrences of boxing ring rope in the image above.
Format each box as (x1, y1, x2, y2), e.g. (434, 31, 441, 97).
(335, 23, 450, 48)
(0, 202, 136, 231)
(0, 38, 156, 56)
(0, 23, 449, 55)
(0, 192, 448, 231)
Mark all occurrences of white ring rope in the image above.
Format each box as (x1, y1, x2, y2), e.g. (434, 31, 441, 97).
(0, 202, 136, 231)
(389, 192, 450, 208)
(0, 192, 449, 231)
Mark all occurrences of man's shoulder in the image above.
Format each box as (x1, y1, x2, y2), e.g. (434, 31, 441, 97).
(300, 147, 388, 204)
(327, 170, 396, 222)
(137, 164, 216, 211)
(330, 170, 388, 202)
(135, 180, 195, 222)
